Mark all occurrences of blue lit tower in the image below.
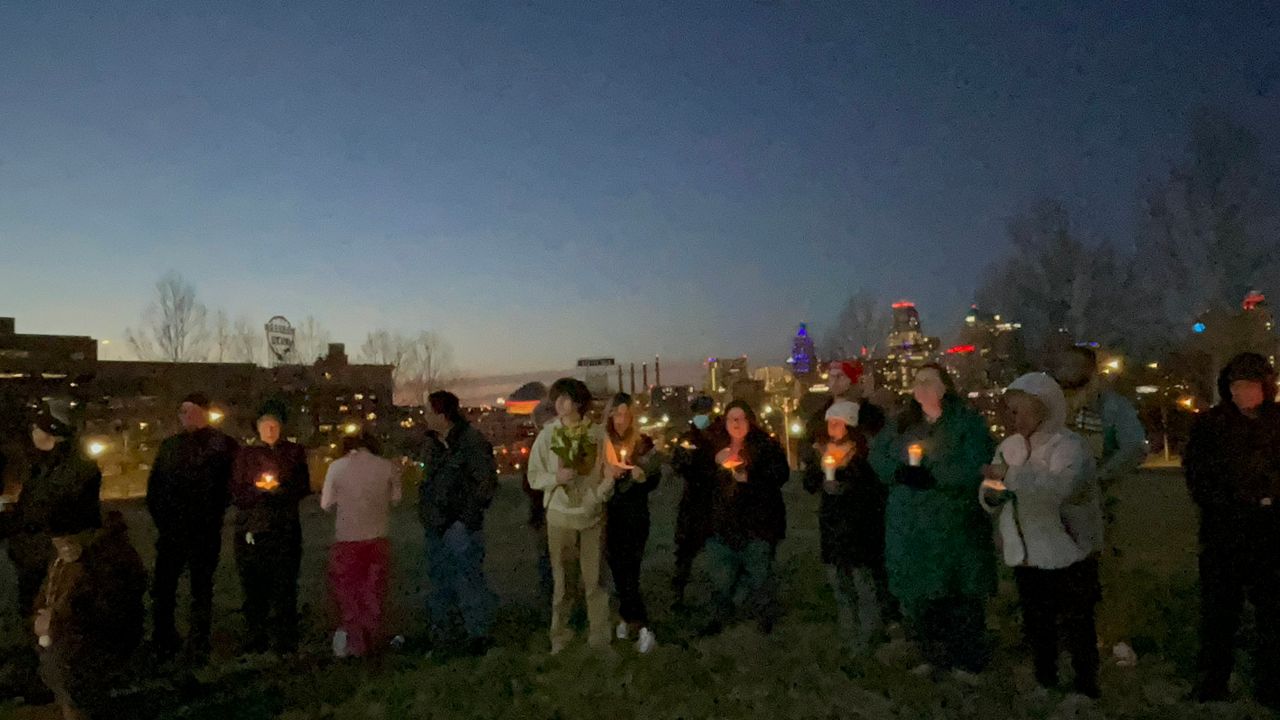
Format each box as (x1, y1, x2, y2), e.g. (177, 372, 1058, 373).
(789, 323, 816, 377)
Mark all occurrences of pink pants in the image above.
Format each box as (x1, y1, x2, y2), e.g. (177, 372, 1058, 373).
(328, 538, 391, 656)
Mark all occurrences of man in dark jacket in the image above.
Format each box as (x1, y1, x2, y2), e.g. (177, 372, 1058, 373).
(146, 393, 238, 662)
(35, 509, 146, 720)
(419, 390, 498, 654)
(230, 400, 311, 654)
(7, 412, 101, 618)
(1184, 353, 1280, 708)
(670, 395, 720, 606)
(4, 411, 100, 705)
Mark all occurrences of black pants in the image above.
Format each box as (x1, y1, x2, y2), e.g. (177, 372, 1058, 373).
(1013, 557, 1101, 696)
(915, 595, 991, 673)
(1196, 533, 1280, 704)
(235, 530, 302, 652)
(607, 516, 651, 626)
(9, 532, 52, 617)
(152, 530, 222, 650)
(672, 532, 708, 601)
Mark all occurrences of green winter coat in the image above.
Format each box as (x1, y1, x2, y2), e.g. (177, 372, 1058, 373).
(870, 396, 997, 620)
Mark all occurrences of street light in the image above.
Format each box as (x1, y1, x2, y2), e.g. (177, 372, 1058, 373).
(86, 440, 108, 458)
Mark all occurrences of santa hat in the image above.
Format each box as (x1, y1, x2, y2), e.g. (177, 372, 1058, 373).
(835, 361, 865, 384)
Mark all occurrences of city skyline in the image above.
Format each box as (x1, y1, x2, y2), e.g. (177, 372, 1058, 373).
(1, 2, 1276, 376)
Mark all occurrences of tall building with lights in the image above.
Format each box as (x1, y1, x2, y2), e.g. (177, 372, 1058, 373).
(788, 323, 816, 379)
(881, 301, 940, 392)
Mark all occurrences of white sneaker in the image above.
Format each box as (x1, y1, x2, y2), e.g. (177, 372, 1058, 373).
(332, 630, 348, 659)
(615, 622, 630, 641)
(636, 627, 657, 654)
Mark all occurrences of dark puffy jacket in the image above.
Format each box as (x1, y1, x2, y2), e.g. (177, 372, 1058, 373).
(230, 442, 311, 537)
(710, 429, 790, 550)
(7, 443, 101, 572)
(418, 421, 497, 534)
(802, 432, 887, 569)
(671, 423, 720, 550)
(1184, 365, 1280, 547)
(146, 427, 238, 541)
(36, 511, 146, 709)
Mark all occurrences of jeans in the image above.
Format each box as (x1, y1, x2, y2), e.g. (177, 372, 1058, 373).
(152, 530, 222, 651)
(826, 564, 884, 654)
(425, 522, 496, 641)
(235, 529, 302, 652)
(606, 515, 650, 626)
(1013, 557, 1101, 696)
(705, 538, 775, 627)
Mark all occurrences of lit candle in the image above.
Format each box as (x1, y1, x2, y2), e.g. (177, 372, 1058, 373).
(822, 454, 837, 483)
(721, 457, 744, 472)
(256, 472, 278, 490)
(907, 444, 924, 467)
(619, 448, 628, 467)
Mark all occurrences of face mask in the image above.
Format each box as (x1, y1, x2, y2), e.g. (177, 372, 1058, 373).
(692, 414, 711, 430)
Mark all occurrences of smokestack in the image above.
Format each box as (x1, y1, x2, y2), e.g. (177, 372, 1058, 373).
(654, 355, 661, 387)
(618, 365, 624, 393)
(630, 363, 636, 395)
(642, 362, 649, 389)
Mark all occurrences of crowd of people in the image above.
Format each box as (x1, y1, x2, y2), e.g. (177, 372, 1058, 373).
(2, 346, 1279, 717)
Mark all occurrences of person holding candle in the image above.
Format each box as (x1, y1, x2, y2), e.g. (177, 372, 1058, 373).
(321, 432, 402, 659)
(527, 378, 613, 653)
(802, 400, 888, 658)
(870, 364, 996, 680)
(701, 401, 790, 636)
(601, 393, 662, 653)
(670, 395, 721, 608)
(231, 399, 312, 655)
(979, 372, 1103, 698)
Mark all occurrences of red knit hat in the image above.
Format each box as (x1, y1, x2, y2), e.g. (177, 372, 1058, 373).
(835, 361, 864, 384)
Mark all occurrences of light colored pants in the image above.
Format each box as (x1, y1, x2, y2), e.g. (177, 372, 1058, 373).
(547, 522, 610, 651)
(826, 564, 883, 654)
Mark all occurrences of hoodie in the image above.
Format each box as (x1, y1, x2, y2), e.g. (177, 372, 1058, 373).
(982, 372, 1103, 569)
(526, 418, 610, 530)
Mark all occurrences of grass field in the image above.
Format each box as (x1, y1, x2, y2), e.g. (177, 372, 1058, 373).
(0, 467, 1274, 720)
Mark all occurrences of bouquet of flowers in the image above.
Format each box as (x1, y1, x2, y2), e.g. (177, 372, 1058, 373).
(550, 422, 597, 476)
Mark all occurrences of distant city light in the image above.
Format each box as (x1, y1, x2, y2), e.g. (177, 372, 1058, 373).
(762, 405, 773, 415)
(1192, 322, 1206, 334)
(639, 416, 650, 425)
(1136, 385, 1159, 395)
(789, 422, 803, 436)
(343, 423, 359, 435)
(86, 440, 108, 457)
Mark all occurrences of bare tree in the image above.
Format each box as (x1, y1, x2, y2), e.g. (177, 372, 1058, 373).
(359, 329, 456, 405)
(229, 315, 263, 364)
(1134, 110, 1280, 352)
(125, 272, 209, 362)
(292, 316, 332, 365)
(974, 200, 1130, 356)
(823, 289, 889, 359)
(210, 310, 232, 363)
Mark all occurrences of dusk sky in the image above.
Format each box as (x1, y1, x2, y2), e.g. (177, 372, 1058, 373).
(1, 1, 1276, 377)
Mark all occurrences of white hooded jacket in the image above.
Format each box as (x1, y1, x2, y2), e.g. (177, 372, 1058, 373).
(981, 372, 1104, 569)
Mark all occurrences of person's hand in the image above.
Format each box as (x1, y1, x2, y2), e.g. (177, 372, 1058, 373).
(822, 478, 841, 494)
(33, 609, 50, 638)
(732, 468, 748, 484)
(981, 464, 1007, 481)
(606, 463, 628, 481)
(556, 467, 576, 484)
(981, 478, 1008, 493)
(714, 448, 733, 466)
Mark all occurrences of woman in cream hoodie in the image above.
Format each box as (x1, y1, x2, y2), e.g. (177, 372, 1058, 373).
(527, 378, 614, 653)
(981, 372, 1103, 698)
